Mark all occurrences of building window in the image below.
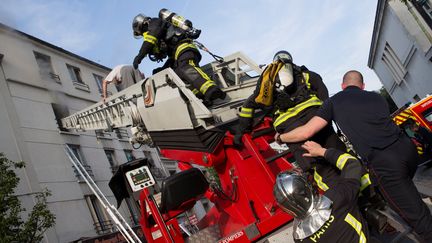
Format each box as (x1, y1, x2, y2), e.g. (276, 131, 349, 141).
(34, 51, 60, 82)
(51, 103, 69, 131)
(411, 0, 432, 29)
(104, 149, 116, 167)
(67, 64, 83, 83)
(124, 150, 135, 162)
(381, 42, 407, 85)
(93, 74, 104, 94)
(67, 144, 94, 181)
(125, 198, 140, 225)
(67, 64, 90, 91)
(85, 195, 113, 235)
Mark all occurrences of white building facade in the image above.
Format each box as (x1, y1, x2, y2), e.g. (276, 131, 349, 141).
(0, 23, 174, 242)
(368, 0, 432, 107)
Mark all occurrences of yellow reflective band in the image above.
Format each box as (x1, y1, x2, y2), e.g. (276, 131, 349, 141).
(240, 107, 254, 118)
(175, 43, 197, 60)
(192, 88, 199, 95)
(200, 80, 216, 94)
(143, 32, 157, 45)
(314, 168, 329, 191)
(360, 173, 372, 192)
(303, 72, 311, 89)
(399, 112, 413, 118)
(189, 60, 212, 81)
(336, 153, 356, 170)
(273, 96, 323, 129)
(241, 107, 253, 113)
(417, 146, 424, 155)
(239, 113, 253, 118)
(344, 213, 367, 243)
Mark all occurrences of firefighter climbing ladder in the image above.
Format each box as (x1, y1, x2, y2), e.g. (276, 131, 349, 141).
(64, 144, 142, 243)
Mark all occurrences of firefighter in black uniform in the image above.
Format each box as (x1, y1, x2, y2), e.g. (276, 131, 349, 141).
(274, 141, 371, 243)
(278, 70, 432, 242)
(234, 51, 371, 191)
(131, 9, 225, 105)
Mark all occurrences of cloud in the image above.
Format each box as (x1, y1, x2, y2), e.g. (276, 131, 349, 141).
(0, 0, 382, 92)
(199, 1, 382, 93)
(0, 0, 98, 53)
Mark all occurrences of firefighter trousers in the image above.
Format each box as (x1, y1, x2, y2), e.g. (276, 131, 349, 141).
(174, 50, 225, 102)
(367, 134, 432, 242)
(281, 108, 346, 172)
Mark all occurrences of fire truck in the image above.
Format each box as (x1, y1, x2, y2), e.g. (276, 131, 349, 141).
(392, 95, 432, 132)
(391, 95, 432, 157)
(61, 52, 297, 242)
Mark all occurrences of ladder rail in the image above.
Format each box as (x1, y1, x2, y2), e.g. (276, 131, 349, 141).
(64, 145, 142, 243)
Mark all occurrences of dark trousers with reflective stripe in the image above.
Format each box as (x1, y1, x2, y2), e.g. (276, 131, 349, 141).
(367, 134, 432, 242)
(174, 50, 219, 98)
(281, 108, 346, 172)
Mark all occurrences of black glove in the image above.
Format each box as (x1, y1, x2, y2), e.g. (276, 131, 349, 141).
(234, 133, 243, 148)
(152, 67, 165, 75)
(133, 56, 141, 70)
(275, 92, 296, 110)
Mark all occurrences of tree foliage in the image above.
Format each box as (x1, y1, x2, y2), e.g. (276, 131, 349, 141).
(378, 86, 399, 114)
(0, 153, 55, 242)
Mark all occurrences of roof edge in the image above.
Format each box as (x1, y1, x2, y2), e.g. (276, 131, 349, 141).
(368, 0, 387, 68)
(0, 22, 111, 72)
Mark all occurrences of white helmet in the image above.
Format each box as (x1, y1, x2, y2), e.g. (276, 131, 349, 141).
(273, 50, 294, 89)
(273, 50, 293, 64)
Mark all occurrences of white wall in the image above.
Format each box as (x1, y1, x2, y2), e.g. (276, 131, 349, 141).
(0, 25, 154, 242)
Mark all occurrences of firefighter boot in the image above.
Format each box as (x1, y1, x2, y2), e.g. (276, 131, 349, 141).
(233, 116, 252, 148)
(204, 86, 226, 105)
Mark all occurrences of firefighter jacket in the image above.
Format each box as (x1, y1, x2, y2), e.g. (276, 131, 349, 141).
(237, 62, 328, 134)
(295, 148, 370, 243)
(134, 18, 201, 66)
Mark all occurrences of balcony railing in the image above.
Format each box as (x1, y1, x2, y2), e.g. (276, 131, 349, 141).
(150, 167, 167, 179)
(73, 164, 95, 182)
(115, 128, 129, 139)
(49, 72, 61, 83)
(95, 130, 112, 138)
(73, 81, 90, 92)
(110, 165, 119, 174)
(94, 220, 114, 235)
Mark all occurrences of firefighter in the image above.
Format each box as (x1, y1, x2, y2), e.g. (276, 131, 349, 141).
(235, 51, 357, 189)
(277, 70, 432, 242)
(131, 10, 226, 106)
(274, 141, 372, 243)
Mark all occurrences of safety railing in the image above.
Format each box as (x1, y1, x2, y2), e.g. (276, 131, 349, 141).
(94, 220, 114, 235)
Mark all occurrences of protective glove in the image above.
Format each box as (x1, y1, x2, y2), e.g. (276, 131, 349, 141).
(274, 92, 296, 111)
(152, 67, 165, 75)
(133, 56, 141, 70)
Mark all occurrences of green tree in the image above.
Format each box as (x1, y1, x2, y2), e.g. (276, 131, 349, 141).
(0, 153, 55, 242)
(378, 86, 399, 114)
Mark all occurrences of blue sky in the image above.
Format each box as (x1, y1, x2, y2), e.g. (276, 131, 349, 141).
(0, 0, 382, 94)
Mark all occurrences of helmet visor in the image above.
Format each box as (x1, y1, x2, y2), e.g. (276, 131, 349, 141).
(273, 51, 292, 64)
